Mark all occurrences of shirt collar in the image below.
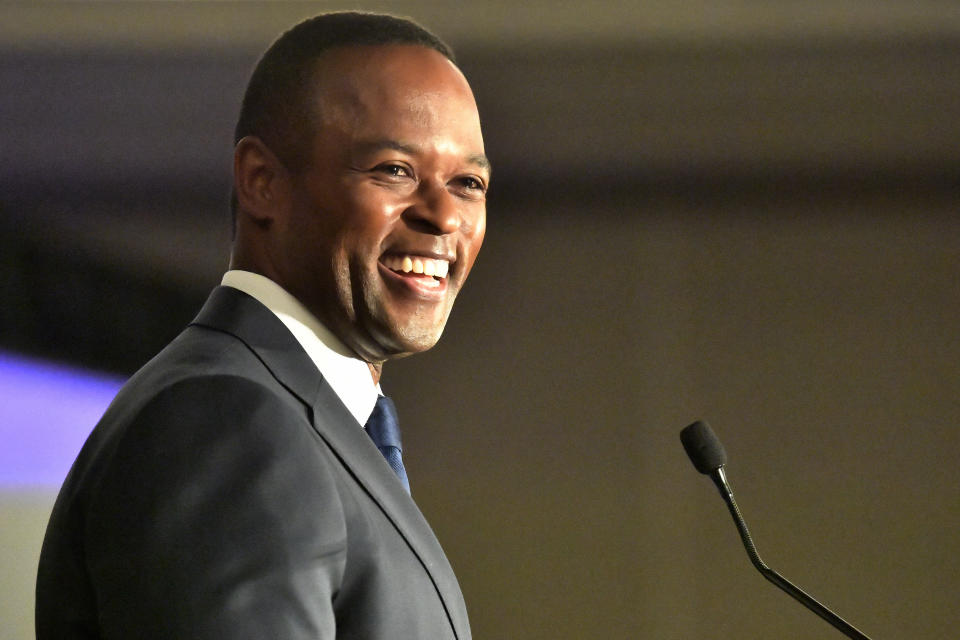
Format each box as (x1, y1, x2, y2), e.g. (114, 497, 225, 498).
(221, 270, 380, 427)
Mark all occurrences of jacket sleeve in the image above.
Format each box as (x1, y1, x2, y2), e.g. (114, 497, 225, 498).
(83, 375, 347, 639)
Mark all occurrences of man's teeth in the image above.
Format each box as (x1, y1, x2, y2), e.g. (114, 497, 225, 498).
(384, 255, 450, 278)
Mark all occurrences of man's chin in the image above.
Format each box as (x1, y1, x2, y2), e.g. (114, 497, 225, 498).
(367, 320, 447, 361)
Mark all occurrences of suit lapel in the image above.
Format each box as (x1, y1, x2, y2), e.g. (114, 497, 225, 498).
(310, 384, 470, 639)
(191, 287, 469, 639)
(191, 286, 322, 407)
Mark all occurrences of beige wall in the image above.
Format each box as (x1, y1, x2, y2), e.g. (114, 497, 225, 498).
(2, 494, 54, 639)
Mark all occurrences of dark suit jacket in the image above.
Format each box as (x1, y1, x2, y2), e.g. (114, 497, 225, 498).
(36, 286, 471, 639)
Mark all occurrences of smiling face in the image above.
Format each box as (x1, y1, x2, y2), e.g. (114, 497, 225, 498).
(269, 44, 488, 364)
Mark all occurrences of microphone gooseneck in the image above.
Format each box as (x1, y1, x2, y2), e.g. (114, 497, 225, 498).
(679, 420, 874, 640)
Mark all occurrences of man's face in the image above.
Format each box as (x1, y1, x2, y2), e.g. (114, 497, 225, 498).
(272, 44, 488, 363)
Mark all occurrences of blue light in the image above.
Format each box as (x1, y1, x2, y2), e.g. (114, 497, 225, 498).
(0, 352, 124, 489)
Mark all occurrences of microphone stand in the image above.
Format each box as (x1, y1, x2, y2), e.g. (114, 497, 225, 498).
(709, 467, 874, 640)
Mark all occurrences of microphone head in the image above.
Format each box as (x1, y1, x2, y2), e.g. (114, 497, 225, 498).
(680, 420, 727, 474)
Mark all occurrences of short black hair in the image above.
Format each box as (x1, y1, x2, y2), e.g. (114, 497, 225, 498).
(235, 11, 454, 172)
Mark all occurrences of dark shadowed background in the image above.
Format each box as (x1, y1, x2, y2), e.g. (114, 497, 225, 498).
(2, 3, 959, 638)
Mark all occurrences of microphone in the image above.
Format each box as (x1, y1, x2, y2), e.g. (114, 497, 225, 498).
(680, 420, 874, 640)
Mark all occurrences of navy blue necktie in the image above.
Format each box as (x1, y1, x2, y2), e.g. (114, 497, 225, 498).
(365, 395, 410, 493)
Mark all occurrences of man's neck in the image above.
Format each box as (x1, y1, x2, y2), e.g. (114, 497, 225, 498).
(368, 362, 383, 386)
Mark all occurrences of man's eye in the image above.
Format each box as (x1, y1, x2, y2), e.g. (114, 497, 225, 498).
(461, 176, 486, 192)
(377, 164, 410, 177)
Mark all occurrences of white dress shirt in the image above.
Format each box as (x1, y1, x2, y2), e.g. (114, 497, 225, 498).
(221, 270, 379, 427)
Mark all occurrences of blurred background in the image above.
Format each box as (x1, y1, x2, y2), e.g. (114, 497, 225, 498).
(2, 2, 959, 638)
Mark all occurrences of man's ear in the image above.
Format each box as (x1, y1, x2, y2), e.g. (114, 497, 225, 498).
(233, 136, 288, 226)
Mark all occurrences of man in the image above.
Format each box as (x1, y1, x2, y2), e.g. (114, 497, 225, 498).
(36, 12, 488, 639)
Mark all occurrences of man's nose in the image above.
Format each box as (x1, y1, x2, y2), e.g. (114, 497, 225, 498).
(403, 182, 461, 235)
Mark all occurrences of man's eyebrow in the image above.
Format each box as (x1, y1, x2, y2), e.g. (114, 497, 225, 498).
(467, 153, 492, 173)
(354, 139, 491, 174)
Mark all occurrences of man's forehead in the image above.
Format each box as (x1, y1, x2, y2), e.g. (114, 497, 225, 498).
(310, 43, 458, 83)
(310, 45, 471, 104)
(310, 50, 480, 121)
